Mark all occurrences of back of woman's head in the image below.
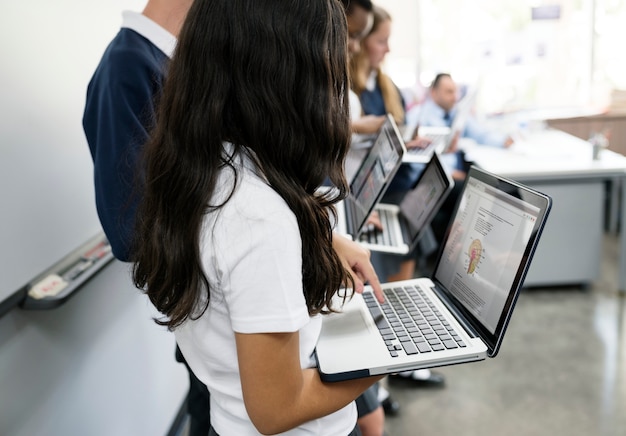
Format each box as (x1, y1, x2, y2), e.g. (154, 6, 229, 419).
(133, 0, 353, 329)
(170, 0, 351, 191)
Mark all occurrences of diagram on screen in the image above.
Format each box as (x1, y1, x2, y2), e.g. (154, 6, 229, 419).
(466, 238, 483, 274)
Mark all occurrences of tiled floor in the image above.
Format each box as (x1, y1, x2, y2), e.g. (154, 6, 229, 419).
(383, 234, 626, 436)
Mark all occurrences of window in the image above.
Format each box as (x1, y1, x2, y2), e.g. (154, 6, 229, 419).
(377, 0, 626, 114)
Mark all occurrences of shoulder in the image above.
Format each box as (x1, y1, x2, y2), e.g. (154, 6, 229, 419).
(232, 167, 297, 229)
(84, 29, 168, 128)
(106, 28, 166, 68)
(202, 154, 309, 334)
(88, 29, 167, 95)
(421, 99, 438, 112)
(212, 153, 299, 240)
(414, 99, 445, 125)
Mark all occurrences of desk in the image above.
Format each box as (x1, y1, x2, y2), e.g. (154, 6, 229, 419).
(463, 128, 626, 291)
(546, 111, 626, 157)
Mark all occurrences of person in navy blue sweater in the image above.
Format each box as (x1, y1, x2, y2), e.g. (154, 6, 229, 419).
(83, 5, 179, 261)
(82, 2, 210, 435)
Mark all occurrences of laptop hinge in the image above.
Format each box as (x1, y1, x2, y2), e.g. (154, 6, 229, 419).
(345, 197, 357, 236)
(432, 283, 480, 339)
(399, 215, 412, 245)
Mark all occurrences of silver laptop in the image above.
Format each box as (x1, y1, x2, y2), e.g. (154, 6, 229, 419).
(357, 153, 454, 254)
(402, 94, 474, 164)
(316, 165, 552, 381)
(335, 115, 406, 240)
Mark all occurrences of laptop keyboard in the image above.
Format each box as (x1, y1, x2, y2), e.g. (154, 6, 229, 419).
(406, 134, 445, 155)
(362, 285, 466, 357)
(407, 142, 435, 155)
(358, 209, 396, 247)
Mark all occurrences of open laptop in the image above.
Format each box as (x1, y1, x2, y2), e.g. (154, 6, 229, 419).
(316, 165, 552, 382)
(334, 114, 406, 241)
(402, 92, 475, 164)
(401, 125, 449, 148)
(357, 152, 454, 254)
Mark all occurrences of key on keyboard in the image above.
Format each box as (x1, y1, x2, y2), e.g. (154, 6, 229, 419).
(362, 285, 466, 358)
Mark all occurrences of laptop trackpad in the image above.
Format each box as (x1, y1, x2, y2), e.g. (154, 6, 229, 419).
(321, 294, 379, 344)
(320, 302, 373, 340)
(316, 296, 388, 374)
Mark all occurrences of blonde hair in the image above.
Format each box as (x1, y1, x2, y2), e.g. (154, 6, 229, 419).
(349, 5, 404, 125)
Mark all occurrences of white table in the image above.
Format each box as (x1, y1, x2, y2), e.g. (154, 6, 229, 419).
(463, 128, 626, 290)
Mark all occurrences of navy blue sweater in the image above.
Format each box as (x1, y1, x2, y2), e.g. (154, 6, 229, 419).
(83, 29, 168, 261)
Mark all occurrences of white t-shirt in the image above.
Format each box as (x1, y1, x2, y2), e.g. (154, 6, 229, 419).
(175, 146, 356, 435)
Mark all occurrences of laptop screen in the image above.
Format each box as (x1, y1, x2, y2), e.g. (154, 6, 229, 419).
(432, 166, 551, 354)
(399, 153, 453, 247)
(348, 116, 404, 235)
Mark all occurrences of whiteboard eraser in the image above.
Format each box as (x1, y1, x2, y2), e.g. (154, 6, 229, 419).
(28, 274, 68, 299)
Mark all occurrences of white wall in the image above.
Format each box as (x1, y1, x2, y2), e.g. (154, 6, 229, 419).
(0, 0, 148, 306)
(376, 0, 420, 89)
(0, 2, 191, 433)
(0, 261, 188, 436)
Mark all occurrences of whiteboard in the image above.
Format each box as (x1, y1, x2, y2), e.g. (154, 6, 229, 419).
(0, 0, 146, 307)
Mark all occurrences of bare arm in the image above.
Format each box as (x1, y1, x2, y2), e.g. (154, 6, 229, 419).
(236, 331, 383, 435)
(405, 136, 433, 150)
(351, 115, 386, 135)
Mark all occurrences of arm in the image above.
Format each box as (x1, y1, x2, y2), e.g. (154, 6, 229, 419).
(405, 135, 433, 150)
(365, 210, 382, 230)
(463, 116, 510, 148)
(351, 115, 386, 135)
(236, 331, 383, 435)
(348, 89, 385, 135)
(83, 44, 166, 261)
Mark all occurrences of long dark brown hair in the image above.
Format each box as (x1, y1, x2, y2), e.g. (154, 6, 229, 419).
(132, 0, 354, 330)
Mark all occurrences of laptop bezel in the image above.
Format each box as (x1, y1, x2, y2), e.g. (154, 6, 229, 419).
(346, 114, 406, 239)
(430, 165, 552, 357)
(399, 152, 455, 252)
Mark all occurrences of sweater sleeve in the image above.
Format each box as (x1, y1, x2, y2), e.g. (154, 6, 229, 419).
(82, 33, 166, 261)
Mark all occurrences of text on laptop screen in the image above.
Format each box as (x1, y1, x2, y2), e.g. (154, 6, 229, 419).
(433, 177, 540, 334)
(349, 124, 402, 229)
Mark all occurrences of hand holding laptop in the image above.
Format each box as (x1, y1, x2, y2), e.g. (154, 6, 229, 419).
(401, 124, 437, 151)
(405, 135, 433, 151)
(358, 153, 455, 255)
(364, 211, 383, 232)
(352, 114, 387, 135)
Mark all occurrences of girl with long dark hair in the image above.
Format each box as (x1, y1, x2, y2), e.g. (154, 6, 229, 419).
(132, 1, 383, 434)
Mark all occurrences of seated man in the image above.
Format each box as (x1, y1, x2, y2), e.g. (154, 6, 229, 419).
(407, 72, 514, 167)
(406, 73, 514, 242)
